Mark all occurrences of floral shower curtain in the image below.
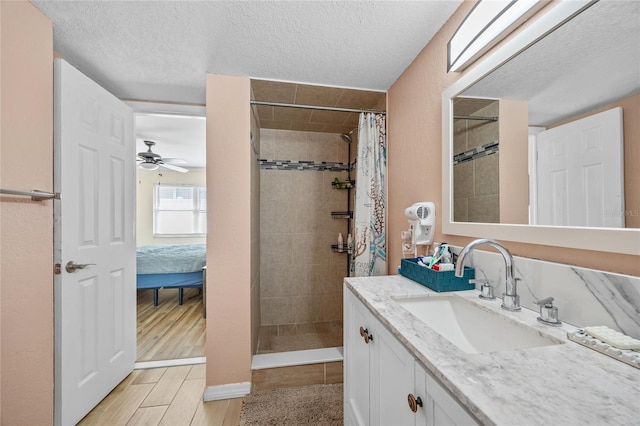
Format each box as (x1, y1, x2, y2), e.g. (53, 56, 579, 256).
(352, 113, 387, 276)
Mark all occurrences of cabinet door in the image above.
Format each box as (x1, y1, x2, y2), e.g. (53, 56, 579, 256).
(373, 318, 416, 426)
(415, 362, 479, 426)
(344, 288, 373, 426)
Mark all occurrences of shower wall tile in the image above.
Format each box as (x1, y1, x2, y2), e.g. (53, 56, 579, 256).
(291, 296, 315, 323)
(260, 128, 276, 158)
(453, 120, 467, 155)
(453, 161, 474, 199)
(308, 132, 339, 162)
(274, 130, 307, 161)
(260, 232, 292, 264)
(474, 153, 500, 197)
(468, 194, 500, 223)
(262, 297, 292, 325)
(260, 128, 350, 325)
(453, 198, 469, 222)
(260, 200, 279, 235)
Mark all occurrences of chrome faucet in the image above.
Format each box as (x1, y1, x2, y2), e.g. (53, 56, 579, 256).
(455, 238, 521, 311)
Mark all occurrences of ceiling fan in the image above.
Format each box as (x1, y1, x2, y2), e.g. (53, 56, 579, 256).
(137, 140, 189, 173)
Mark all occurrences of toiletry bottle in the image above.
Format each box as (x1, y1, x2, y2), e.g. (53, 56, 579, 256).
(347, 233, 353, 254)
(338, 233, 344, 252)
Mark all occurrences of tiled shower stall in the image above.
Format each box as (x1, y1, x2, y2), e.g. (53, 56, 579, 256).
(453, 99, 500, 223)
(257, 128, 353, 353)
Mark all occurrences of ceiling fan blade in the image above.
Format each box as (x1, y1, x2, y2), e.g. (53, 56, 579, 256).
(162, 158, 187, 165)
(159, 163, 189, 173)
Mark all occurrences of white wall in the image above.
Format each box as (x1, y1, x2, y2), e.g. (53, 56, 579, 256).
(136, 169, 206, 246)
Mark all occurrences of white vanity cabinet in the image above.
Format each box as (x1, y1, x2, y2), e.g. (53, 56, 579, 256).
(344, 287, 478, 426)
(344, 286, 374, 425)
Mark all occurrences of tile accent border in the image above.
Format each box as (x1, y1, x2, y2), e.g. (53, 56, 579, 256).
(259, 159, 350, 171)
(453, 140, 499, 165)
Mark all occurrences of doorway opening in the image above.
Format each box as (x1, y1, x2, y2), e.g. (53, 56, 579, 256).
(129, 102, 207, 366)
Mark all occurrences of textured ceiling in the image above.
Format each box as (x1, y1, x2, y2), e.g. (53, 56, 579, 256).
(32, 0, 462, 105)
(461, 0, 640, 127)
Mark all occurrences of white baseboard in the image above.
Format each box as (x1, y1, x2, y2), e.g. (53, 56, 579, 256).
(203, 382, 251, 401)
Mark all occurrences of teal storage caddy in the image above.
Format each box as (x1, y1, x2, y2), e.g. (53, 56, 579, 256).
(400, 258, 475, 292)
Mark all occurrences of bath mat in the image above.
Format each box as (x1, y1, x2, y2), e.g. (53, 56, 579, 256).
(240, 383, 343, 425)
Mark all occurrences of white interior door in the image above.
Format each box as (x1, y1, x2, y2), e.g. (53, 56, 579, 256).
(535, 107, 624, 227)
(53, 59, 136, 426)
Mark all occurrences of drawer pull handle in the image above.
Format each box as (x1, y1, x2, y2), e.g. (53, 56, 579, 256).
(408, 393, 423, 413)
(359, 326, 373, 344)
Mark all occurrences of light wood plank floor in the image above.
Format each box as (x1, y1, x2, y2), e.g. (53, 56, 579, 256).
(137, 288, 206, 362)
(79, 364, 243, 426)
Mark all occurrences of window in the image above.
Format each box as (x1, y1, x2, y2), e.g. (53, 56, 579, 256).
(153, 184, 207, 236)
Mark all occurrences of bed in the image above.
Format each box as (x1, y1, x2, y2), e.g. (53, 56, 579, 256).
(136, 244, 206, 306)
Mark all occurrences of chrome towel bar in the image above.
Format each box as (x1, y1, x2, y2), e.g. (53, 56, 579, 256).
(0, 188, 60, 201)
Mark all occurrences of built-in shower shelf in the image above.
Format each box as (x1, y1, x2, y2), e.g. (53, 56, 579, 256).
(331, 244, 352, 254)
(331, 211, 353, 219)
(331, 180, 355, 189)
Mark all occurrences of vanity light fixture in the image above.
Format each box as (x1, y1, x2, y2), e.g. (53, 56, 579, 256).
(448, 0, 544, 72)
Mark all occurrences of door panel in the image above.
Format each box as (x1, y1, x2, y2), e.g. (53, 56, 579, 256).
(54, 58, 136, 426)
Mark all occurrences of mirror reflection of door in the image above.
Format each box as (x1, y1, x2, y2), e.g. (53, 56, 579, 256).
(534, 107, 624, 227)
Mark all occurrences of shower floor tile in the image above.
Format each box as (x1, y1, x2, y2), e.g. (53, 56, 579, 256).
(257, 321, 343, 354)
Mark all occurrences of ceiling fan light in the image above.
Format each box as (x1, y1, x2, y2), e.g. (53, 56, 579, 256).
(139, 162, 159, 171)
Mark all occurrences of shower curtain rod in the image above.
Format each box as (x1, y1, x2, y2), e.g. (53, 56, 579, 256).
(454, 115, 498, 121)
(250, 100, 386, 115)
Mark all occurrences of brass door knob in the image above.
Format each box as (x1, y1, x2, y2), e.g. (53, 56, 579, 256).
(407, 393, 423, 413)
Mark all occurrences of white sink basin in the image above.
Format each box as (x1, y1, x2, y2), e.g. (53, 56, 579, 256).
(392, 295, 563, 354)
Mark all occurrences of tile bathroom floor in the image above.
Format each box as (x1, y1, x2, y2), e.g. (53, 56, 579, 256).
(256, 320, 343, 354)
(78, 364, 242, 426)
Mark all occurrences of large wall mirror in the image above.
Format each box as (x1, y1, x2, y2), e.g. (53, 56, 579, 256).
(442, 0, 640, 255)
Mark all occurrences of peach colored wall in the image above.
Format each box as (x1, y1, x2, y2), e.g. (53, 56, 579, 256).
(499, 99, 529, 224)
(387, 2, 473, 263)
(549, 93, 640, 229)
(0, 1, 54, 424)
(387, 1, 639, 277)
(206, 74, 252, 386)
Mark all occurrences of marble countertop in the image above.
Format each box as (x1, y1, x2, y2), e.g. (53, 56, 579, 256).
(345, 275, 640, 426)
